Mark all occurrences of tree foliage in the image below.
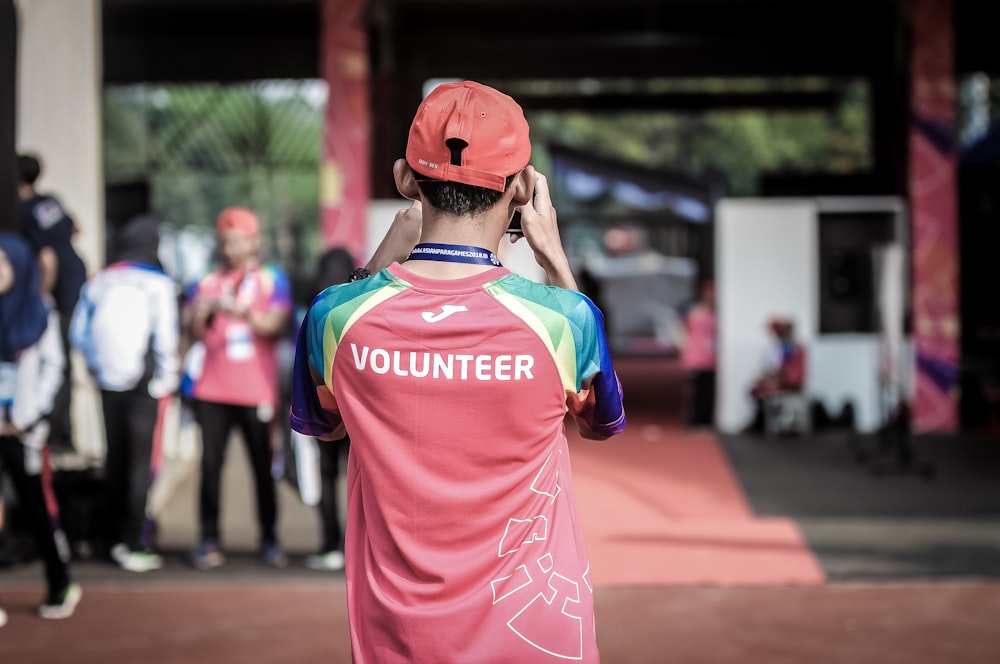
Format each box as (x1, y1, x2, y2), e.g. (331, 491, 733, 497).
(103, 81, 326, 280)
(528, 79, 870, 197)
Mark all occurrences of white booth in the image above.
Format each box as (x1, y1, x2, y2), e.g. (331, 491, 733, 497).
(716, 197, 908, 434)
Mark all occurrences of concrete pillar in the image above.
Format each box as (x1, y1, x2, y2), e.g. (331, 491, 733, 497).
(15, 0, 104, 461)
(15, 0, 103, 271)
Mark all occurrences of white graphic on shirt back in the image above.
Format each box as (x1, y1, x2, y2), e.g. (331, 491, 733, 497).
(499, 516, 549, 557)
(490, 556, 585, 660)
(530, 451, 563, 503)
(491, 564, 533, 604)
(508, 569, 583, 660)
(489, 450, 588, 659)
(421, 305, 468, 323)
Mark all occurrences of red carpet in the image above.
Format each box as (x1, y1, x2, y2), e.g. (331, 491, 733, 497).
(568, 356, 825, 586)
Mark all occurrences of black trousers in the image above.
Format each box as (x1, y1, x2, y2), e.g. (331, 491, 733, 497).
(317, 438, 347, 553)
(195, 400, 277, 545)
(100, 388, 162, 551)
(687, 370, 717, 427)
(47, 313, 74, 451)
(0, 436, 71, 596)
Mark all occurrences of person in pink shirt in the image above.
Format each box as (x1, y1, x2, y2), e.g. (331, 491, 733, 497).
(185, 207, 292, 570)
(292, 81, 626, 663)
(681, 280, 717, 429)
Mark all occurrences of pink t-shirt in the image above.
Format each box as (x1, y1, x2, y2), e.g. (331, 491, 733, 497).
(292, 264, 626, 663)
(681, 304, 717, 371)
(190, 262, 292, 408)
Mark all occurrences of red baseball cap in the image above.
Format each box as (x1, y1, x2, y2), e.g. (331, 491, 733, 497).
(216, 206, 259, 236)
(405, 80, 531, 192)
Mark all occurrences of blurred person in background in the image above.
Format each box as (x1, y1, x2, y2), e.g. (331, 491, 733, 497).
(185, 207, 292, 570)
(744, 317, 807, 433)
(289, 246, 354, 572)
(17, 153, 87, 454)
(0, 233, 81, 623)
(70, 212, 179, 572)
(680, 280, 717, 430)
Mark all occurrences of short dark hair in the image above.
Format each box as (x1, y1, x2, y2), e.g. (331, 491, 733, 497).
(315, 246, 355, 294)
(17, 153, 41, 186)
(416, 174, 515, 217)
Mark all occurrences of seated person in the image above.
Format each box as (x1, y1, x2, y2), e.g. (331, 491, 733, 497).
(745, 318, 806, 432)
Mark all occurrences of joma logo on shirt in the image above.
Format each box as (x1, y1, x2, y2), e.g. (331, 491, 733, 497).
(350, 343, 535, 381)
(422, 305, 468, 323)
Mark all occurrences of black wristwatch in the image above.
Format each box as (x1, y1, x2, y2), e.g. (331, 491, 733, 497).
(349, 267, 371, 282)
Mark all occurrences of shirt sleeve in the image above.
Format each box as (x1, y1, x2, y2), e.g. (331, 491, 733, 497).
(12, 310, 65, 432)
(69, 281, 97, 374)
(148, 276, 181, 399)
(267, 265, 294, 312)
(566, 295, 626, 438)
(290, 300, 344, 439)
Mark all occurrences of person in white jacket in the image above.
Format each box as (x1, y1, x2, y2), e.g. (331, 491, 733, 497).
(71, 213, 180, 572)
(0, 233, 81, 624)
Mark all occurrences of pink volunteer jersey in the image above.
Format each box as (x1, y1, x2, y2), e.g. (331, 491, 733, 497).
(292, 263, 625, 663)
(681, 304, 717, 371)
(189, 261, 292, 408)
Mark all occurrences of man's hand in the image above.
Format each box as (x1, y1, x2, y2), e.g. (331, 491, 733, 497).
(188, 296, 220, 340)
(508, 170, 578, 291)
(366, 200, 423, 274)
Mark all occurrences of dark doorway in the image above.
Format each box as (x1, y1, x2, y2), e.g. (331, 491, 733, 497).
(0, 0, 16, 232)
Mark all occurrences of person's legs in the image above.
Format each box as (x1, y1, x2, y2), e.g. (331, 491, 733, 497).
(317, 438, 343, 553)
(685, 371, 698, 428)
(192, 400, 231, 569)
(703, 370, 717, 426)
(307, 437, 346, 571)
(0, 440, 6, 625)
(691, 370, 716, 427)
(99, 390, 129, 550)
(235, 405, 282, 566)
(0, 435, 79, 618)
(108, 389, 165, 573)
(47, 314, 74, 452)
(123, 390, 161, 551)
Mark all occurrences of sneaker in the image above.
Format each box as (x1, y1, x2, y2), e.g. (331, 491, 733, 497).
(305, 551, 345, 571)
(111, 543, 164, 573)
(38, 583, 82, 620)
(190, 541, 225, 571)
(125, 551, 165, 573)
(261, 542, 288, 569)
(0, 606, 7, 628)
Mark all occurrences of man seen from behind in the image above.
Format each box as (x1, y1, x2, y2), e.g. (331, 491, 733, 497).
(291, 80, 626, 663)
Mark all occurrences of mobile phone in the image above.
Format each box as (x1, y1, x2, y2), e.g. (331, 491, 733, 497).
(506, 187, 535, 234)
(506, 210, 522, 234)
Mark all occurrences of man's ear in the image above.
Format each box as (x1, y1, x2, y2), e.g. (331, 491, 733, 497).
(510, 166, 535, 206)
(393, 159, 422, 201)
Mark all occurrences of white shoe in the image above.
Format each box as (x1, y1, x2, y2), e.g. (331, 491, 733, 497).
(122, 551, 165, 572)
(112, 543, 164, 572)
(306, 551, 345, 571)
(38, 583, 82, 620)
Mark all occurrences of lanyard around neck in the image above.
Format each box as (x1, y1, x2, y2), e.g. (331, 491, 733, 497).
(406, 243, 502, 267)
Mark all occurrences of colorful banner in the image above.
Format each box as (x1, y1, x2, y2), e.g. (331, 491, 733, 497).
(908, 0, 959, 431)
(320, 0, 369, 261)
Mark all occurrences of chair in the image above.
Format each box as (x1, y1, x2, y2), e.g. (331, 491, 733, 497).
(763, 392, 812, 436)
